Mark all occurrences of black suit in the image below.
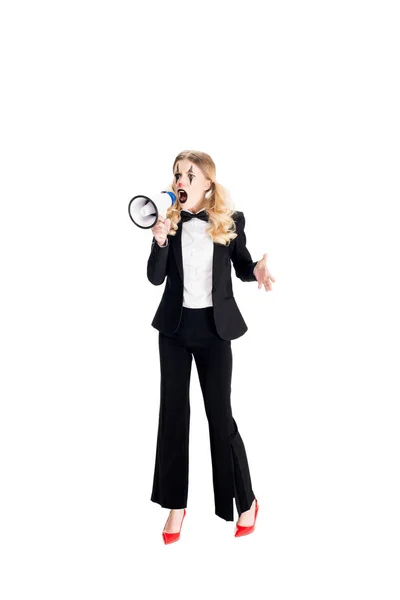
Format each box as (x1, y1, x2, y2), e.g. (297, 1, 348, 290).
(148, 211, 257, 521)
(147, 211, 258, 340)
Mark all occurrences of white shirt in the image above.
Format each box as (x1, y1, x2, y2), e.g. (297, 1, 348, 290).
(181, 209, 213, 308)
(159, 209, 213, 308)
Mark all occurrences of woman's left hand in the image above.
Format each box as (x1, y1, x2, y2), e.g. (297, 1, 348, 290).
(254, 254, 275, 291)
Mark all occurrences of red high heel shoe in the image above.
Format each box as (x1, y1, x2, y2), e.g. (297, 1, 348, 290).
(234, 498, 259, 537)
(162, 509, 186, 545)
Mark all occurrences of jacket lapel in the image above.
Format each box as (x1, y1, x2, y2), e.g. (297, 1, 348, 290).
(171, 220, 184, 281)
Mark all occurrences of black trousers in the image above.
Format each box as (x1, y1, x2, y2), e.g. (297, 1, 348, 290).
(150, 306, 255, 521)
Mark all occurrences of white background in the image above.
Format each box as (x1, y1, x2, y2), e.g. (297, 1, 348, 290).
(1, 1, 399, 598)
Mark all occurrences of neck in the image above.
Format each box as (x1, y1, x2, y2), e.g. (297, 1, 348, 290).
(187, 201, 206, 213)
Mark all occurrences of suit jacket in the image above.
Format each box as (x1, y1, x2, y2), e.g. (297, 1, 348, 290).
(147, 211, 258, 341)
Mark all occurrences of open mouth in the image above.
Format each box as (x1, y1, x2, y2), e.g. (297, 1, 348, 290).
(178, 189, 188, 203)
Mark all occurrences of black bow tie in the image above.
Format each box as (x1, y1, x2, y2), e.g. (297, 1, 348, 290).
(180, 210, 209, 223)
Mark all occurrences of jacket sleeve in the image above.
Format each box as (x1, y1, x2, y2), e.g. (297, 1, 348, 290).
(147, 236, 170, 285)
(230, 211, 258, 282)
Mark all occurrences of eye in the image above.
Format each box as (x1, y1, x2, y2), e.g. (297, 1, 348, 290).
(174, 173, 180, 182)
(188, 174, 194, 182)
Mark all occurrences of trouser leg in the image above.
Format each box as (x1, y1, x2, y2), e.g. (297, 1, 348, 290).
(193, 337, 255, 521)
(150, 332, 193, 509)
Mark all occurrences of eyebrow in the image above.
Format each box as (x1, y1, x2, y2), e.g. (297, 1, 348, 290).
(174, 163, 195, 174)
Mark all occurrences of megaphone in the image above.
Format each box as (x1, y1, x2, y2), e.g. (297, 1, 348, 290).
(128, 191, 177, 229)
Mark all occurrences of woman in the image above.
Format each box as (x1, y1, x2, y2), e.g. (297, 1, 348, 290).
(147, 150, 275, 544)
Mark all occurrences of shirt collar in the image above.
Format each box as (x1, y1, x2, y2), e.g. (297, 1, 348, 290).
(185, 208, 205, 214)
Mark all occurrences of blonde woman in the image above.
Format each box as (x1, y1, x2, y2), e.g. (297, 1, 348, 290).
(148, 150, 275, 544)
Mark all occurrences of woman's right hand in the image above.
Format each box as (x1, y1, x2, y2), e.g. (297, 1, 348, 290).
(151, 216, 171, 247)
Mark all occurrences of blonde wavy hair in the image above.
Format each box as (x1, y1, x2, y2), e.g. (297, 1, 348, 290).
(164, 150, 239, 246)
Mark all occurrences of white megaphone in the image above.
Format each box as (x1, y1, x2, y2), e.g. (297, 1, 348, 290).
(128, 191, 177, 229)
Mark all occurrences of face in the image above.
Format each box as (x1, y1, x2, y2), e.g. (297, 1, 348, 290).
(172, 159, 212, 212)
